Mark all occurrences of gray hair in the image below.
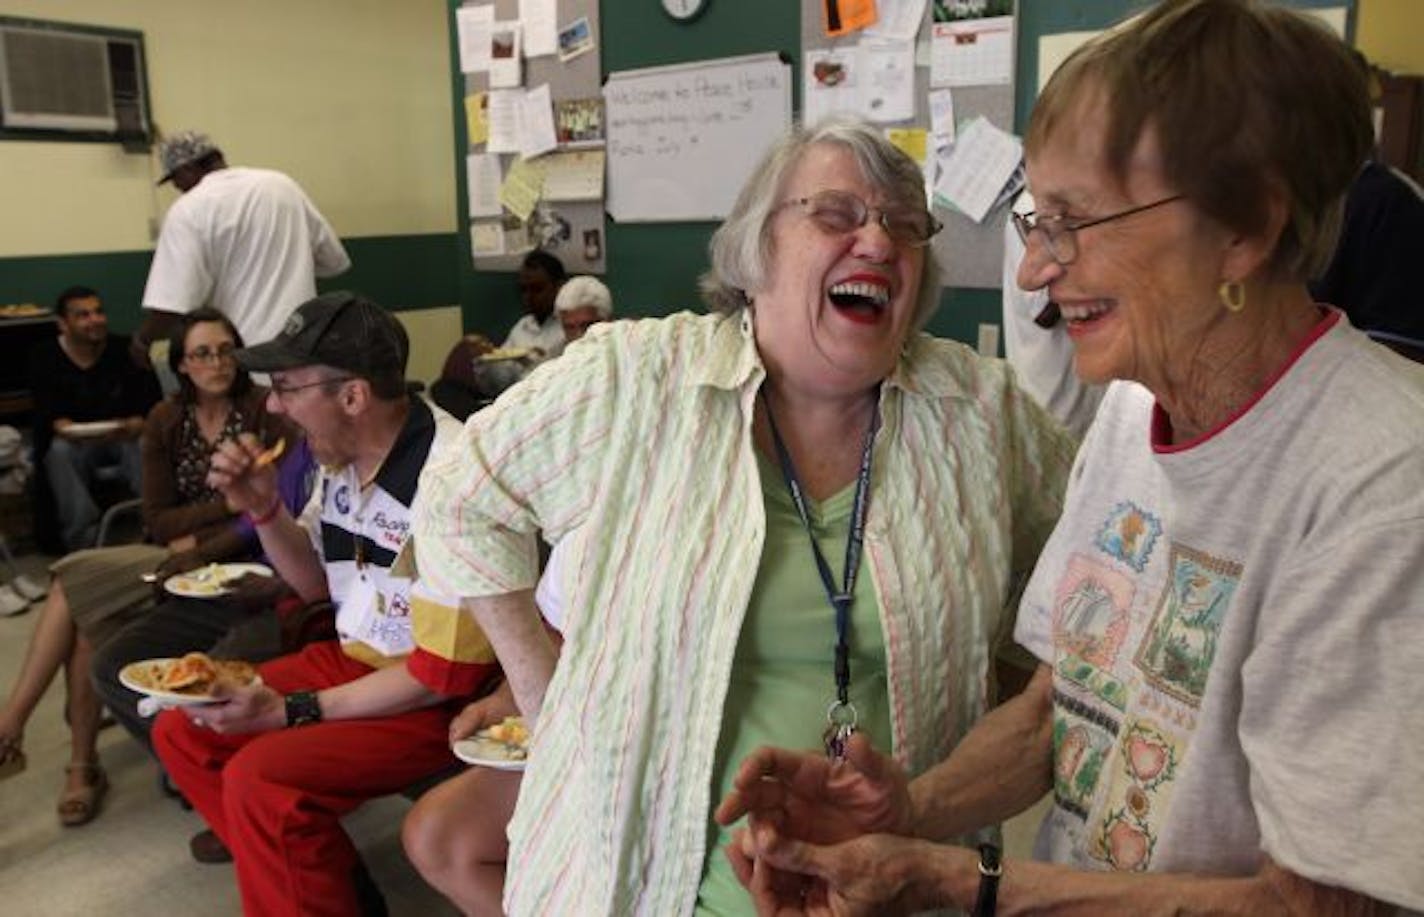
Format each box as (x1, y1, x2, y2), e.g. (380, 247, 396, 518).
(699, 115, 942, 329)
(555, 275, 613, 318)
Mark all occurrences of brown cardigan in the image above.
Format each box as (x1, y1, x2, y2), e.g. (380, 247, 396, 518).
(139, 386, 290, 563)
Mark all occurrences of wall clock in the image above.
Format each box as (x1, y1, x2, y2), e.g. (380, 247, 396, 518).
(661, 0, 708, 22)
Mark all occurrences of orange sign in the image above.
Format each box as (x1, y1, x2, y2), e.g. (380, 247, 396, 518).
(823, 0, 878, 38)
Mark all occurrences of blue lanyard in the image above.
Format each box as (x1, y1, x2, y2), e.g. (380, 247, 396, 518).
(761, 389, 879, 755)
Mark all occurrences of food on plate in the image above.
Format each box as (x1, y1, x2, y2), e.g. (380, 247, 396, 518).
(162, 562, 274, 598)
(254, 436, 287, 468)
(478, 346, 533, 362)
(132, 653, 258, 697)
(478, 716, 530, 759)
(169, 562, 231, 596)
(0, 302, 47, 318)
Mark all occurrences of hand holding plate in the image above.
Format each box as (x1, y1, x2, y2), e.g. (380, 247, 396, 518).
(199, 681, 285, 735)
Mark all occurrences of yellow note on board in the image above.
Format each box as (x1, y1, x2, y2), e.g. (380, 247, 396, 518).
(823, 0, 878, 38)
(499, 157, 545, 222)
(465, 93, 489, 145)
(886, 128, 928, 165)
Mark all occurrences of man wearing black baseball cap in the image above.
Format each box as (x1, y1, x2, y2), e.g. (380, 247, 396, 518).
(145, 292, 503, 915)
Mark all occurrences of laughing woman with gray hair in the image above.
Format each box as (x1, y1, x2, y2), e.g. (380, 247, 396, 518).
(411, 115, 1075, 914)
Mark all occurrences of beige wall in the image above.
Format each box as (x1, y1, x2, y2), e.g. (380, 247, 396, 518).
(0, 0, 455, 257)
(395, 305, 462, 385)
(1356, 0, 1424, 74)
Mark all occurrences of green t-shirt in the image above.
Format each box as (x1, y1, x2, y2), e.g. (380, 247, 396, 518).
(695, 453, 890, 915)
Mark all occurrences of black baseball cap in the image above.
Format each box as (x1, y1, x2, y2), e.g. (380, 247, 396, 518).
(237, 291, 408, 380)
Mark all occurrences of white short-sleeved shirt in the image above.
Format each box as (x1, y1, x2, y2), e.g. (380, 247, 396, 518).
(143, 167, 350, 345)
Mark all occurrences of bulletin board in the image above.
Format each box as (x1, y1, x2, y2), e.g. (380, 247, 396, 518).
(458, 0, 606, 274)
(799, 1, 1017, 289)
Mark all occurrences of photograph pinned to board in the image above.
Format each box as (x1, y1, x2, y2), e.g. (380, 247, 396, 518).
(822, 0, 879, 38)
(933, 0, 1011, 19)
(490, 23, 523, 88)
(473, 205, 604, 273)
(558, 16, 595, 62)
(527, 202, 605, 274)
(555, 97, 604, 146)
(930, 1, 1014, 87)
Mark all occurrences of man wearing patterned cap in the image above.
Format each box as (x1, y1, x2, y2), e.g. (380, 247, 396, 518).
(131, 130, 351, 369)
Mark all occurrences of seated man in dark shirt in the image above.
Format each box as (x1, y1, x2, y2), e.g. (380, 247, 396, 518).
(29, 286, 161, 550)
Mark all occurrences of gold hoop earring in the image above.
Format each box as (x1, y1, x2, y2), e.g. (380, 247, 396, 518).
(1218, 281, 1246, 313)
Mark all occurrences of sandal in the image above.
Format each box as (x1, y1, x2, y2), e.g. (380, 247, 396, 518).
(57, 761, 108, 827)
(0, 733, 24, 780)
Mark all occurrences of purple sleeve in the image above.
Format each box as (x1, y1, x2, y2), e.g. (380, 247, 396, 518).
(233, 438, 317, 545)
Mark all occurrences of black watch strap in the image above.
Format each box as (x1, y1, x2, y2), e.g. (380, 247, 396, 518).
(284, 690, 323, 728)
(971, 843, 1002, 917)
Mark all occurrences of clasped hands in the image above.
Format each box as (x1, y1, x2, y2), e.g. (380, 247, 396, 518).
(713, 734, 941, 916)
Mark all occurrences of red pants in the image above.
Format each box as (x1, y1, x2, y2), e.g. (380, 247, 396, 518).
(152, 641, 459, 917)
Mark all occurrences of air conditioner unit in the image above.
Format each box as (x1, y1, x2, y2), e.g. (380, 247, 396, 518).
(0, 17, 150, 141)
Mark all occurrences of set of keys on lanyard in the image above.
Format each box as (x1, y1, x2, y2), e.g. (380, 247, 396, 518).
(761, 389, 878, 761)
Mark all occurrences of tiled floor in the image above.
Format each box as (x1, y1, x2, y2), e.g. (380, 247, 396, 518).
(1, 549, 1050, 915)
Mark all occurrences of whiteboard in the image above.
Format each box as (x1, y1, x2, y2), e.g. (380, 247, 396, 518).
(604, 53, 792, 222)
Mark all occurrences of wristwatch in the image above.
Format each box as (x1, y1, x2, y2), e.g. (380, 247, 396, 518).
(284, 690, 323, 728)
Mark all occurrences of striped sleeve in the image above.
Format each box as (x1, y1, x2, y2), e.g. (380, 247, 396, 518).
(413, 324, 623, 600)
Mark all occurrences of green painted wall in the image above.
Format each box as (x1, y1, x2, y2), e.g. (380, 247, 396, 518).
(0, 233, 460, 332)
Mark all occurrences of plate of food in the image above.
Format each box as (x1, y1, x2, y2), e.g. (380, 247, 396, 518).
(477, 347, 533, 363)
(118, 652, 260, 706)
(0, 302, 48, 319)
(63, 420, 123, 438)
(164, 562, 274, 598)
(452, 716, 529, 771)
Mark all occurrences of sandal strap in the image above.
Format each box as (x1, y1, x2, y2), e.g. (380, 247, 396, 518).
(64, 761, 105, 780)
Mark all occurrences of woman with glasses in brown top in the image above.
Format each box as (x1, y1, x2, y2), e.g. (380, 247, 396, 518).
(0, 308, 289, 826)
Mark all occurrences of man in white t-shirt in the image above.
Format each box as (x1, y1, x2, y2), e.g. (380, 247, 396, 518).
(132, 131, 351, 366)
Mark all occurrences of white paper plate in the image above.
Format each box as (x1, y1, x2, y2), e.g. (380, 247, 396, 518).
(477, 347, 533, 363)
(164, 562, 274, 599)
(452, 734, 527, 771)
(118, 658, 261, 707)
(64, 420, 123, 438)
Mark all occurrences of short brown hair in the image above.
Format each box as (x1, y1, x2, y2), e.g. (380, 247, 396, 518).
(1026, 0, 1371, 280)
